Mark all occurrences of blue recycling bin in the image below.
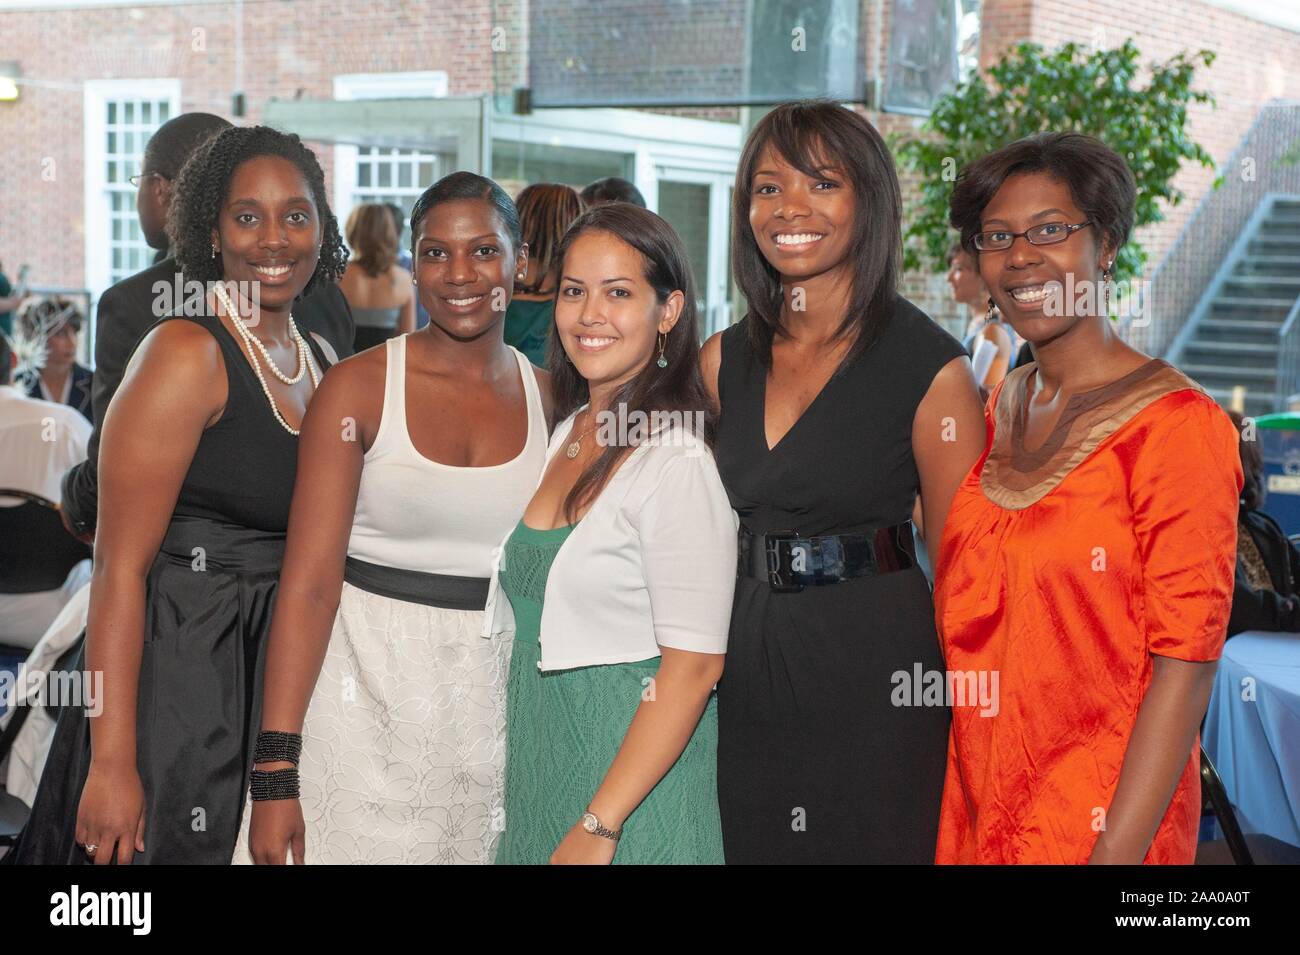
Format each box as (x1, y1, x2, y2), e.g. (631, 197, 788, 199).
(1257, 413, 1300, 537)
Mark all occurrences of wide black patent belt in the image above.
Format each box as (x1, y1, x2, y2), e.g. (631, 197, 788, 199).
(737, 522, 917, 593)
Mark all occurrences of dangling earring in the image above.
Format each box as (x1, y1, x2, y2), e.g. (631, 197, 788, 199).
(1102, 265, 1112, 316)
(516, 271, 526, 281)
(656, 333, 668, 369)
(986, 296, 996, 324)
(211, 246, 219, 260)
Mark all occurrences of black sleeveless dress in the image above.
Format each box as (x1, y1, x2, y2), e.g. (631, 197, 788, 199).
(10, 312, 330, 865)
(714, 298, 964, 864)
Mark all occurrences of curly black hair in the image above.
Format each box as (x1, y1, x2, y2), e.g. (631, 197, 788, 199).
(166, 125, 348, 298)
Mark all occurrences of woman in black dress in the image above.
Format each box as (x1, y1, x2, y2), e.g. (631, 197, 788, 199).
(700, 101, 987, 863)
(10, 127, 346, 864)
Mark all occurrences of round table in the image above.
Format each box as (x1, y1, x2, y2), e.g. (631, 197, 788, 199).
(1202, 630, 1300, 848)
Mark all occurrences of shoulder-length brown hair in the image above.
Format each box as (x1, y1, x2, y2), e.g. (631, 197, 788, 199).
(346, 203, 398, 278)
(732, 100, 902, 366)
(548, 203, 715, 523)
(515, 183, 584, 294)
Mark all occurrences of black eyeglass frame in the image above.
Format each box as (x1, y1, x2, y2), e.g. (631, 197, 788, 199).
(972, 220, 1092, 252)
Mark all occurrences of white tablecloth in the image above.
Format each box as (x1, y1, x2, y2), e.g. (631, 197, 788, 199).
(1203, 630, 1300, 847)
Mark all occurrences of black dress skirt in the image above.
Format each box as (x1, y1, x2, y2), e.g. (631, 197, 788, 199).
(714, 299, 965, 864)
(9, 312, 329, 864)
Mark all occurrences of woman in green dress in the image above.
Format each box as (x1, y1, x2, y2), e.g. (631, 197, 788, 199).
(502, 183, 584, 366)
(488, 202, 737, 864)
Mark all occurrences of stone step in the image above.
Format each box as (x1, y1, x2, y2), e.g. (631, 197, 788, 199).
(1184, 341, 1278, 369)
(1200, 386, 1275, 415)
(1234, 255, 1300, 274)
(1195, 319, 1286, 344)
(1181, 361, 1277, 384)
(1210, 296, 1298, 317)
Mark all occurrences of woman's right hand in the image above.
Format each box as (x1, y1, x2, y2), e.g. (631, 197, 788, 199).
(249, 789, 306, 865)
(76, 760, 145, 865)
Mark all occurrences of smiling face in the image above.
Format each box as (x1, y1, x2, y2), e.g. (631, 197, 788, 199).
(414, 198, 525, 342)
(212, 155, 321, 313)
(747, 142, 855, 286)
(976, 171, 1113, 346)
(554, 230, 682, 395)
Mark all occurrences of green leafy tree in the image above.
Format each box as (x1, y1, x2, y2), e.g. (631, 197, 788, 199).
(893, 40, 1216, 282)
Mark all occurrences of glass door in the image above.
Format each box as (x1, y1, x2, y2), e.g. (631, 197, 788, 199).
(654, 169, 735, 340)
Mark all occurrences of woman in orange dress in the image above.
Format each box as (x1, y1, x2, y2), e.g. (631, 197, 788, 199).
(934, 132, 1243, 865)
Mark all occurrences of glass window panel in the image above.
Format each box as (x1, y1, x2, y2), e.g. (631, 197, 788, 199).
(377, 163, 391, 188)
(124, 101, 134, 124)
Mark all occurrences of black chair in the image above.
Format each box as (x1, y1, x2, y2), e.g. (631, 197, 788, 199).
(1199, 745, 1253, 864)
(0, 488, 90, 851)
(0, 488, 91, 597)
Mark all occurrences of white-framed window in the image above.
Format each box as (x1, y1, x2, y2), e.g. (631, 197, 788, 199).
(82, 79, 181, 300)
(333, 72, 451, 250)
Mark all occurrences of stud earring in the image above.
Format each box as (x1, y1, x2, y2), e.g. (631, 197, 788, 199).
(656, 333, 668, 369)
(516, 271, 526, 281)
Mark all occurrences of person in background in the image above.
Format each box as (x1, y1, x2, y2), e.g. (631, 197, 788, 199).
(59, 111, 356, 543)
(1228, 409, 1300, 636)
(948, 242, 1013, 399)
(504, 183, 584, 366)
(0, 332, 92, 650)
(0, 259, 27, 337)
(18, 297, 94, 422)
(341, 203, 415, 352)
(579, 177, 646, 208)
(386, 202, 429, 329)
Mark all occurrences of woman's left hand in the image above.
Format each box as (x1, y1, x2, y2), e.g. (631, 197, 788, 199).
(550, 822, 618, 865)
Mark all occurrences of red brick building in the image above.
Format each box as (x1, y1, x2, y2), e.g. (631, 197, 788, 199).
(0, 0, 1297, 347)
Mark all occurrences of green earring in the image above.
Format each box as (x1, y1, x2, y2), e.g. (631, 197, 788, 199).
(656, 333, 668, 368)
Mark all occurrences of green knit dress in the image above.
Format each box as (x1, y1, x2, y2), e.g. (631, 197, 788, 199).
(493, 520, 724, 864)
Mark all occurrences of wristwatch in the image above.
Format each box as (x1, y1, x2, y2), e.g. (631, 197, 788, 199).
(581, 810, 622, 842)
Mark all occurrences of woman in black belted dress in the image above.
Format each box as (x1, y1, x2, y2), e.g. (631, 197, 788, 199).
(10, 127, 347, 864)
(701, 102, 986, 863)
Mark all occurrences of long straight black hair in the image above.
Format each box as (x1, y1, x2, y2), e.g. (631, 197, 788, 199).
(547, 203, 715, 523)
(732, 100, 902, 366)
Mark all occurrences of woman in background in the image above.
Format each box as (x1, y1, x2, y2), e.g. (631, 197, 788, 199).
(341, 203, 416, 352)
(504, 183, 584, 366)
(947, 242, 1013, 399)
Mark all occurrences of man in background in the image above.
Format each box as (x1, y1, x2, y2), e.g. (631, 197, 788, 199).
(60, 112, 356, 540)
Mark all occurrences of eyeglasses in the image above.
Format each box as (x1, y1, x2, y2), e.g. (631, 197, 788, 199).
(972, 220, 1092, 252)
(128, 172, 168, 188)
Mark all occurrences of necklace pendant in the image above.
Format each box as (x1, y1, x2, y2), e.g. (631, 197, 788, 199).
(566, 441, 581, 459)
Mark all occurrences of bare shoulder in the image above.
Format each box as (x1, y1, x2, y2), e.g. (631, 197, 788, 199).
(131, 318, 223, 377)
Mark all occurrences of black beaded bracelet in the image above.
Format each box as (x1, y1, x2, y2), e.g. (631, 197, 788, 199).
(253, 730, 302, 766)
(249, 767, 300, 801)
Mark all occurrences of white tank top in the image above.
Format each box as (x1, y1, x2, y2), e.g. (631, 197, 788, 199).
(347, 334, 548, 577)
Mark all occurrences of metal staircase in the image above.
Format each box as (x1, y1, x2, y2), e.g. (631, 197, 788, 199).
(1168, 194, 1300, 417)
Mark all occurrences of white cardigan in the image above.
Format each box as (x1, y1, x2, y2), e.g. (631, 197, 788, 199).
(481, 408, 738, 672)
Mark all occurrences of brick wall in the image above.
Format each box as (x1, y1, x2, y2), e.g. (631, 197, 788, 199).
(1, 0, 1298, 346)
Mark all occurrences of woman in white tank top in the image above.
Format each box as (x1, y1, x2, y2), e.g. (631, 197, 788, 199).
(237, 173, 552, 864)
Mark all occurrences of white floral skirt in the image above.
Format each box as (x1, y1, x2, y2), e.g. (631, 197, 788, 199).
(234, 580, 510, 864)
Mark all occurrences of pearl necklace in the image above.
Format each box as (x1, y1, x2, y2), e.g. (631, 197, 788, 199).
(210, 285, 320, 436)
(211, 283, 310, 384)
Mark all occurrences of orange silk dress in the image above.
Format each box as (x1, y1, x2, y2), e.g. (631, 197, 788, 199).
(933, 359, 1242, 864)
